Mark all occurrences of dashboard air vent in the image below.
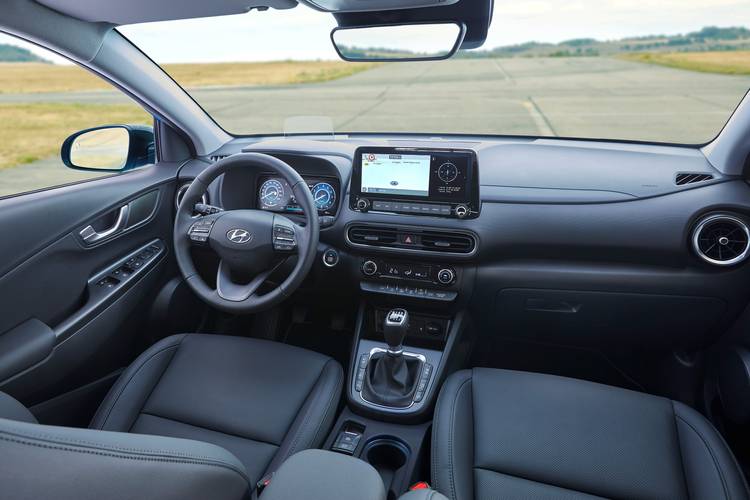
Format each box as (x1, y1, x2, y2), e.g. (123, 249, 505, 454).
(420, 231, 476, 253)
(175, 182, 208, 211)
(210, 154, 230, 162)
(347, 225, 476, 254)
(676, 173, 714, 185)
(692, 214, 750, 266)
(348, 226, 398, 246)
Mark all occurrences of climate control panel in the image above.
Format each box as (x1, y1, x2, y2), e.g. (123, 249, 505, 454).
(360, 258, 456, 286)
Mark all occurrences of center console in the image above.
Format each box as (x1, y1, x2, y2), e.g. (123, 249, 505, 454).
(310, 146, 479, 498)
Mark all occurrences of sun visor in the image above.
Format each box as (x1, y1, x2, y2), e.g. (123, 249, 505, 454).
(34, 0, 297, 24)
(302, 0, 459, 13)
(329, 0, 493, 49)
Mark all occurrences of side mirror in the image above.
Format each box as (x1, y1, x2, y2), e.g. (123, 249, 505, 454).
(61, 125, 155, 172)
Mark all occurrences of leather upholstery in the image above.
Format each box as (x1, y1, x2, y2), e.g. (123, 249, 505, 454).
(0, 391, 37, 423)
(91, 334, 343, 486)
(0, 416, 250, 500)
(433, 368, 750, 500)
(261, 449, 386, 500)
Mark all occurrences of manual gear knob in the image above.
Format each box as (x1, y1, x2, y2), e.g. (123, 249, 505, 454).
(383, 308, 409, 354)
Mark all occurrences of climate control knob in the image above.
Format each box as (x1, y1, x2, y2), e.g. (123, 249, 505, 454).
(437, 268, 455, 285)
(362, 260, 378, 276)
(356, 198, 371, 211)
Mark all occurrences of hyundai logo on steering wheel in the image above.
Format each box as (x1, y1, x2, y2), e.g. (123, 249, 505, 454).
(227, 228, 253, 244)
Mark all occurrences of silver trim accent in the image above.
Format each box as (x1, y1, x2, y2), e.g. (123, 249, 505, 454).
(692, 214, 750, 266)
(358, 347, 427, 410)
(437, 268, 456, 285)
(80, 205, 129, 244)
(175, 182, 208, 211)
(322, 248, 339, 268)
(362, 260, 378, 276)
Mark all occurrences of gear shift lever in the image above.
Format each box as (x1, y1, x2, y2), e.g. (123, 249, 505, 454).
(383, 308, 409, 354)
(361, 308, 421, 408)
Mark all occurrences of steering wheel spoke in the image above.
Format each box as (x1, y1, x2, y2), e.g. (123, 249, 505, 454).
(272, 214, 299, 253)
(187, 213, 221, 245)
(215, 259, 284, 302)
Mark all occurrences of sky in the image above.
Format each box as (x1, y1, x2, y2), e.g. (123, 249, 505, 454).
(1, 0, 749, 63)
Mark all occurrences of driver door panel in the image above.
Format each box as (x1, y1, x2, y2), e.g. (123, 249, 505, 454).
(0, 165, 179, 411)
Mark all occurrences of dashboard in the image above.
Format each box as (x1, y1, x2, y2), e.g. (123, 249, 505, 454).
(196, 135, 750, 353)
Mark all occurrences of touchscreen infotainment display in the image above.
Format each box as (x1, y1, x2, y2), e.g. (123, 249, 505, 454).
(360, 153, 431, 197)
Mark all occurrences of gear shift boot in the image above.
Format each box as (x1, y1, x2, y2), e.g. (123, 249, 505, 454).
(362, 351, 421, 408)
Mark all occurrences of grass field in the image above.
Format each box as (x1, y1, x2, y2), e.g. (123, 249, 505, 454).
(0, 60, 379, 94)
(620, 51, 750, 75)
(0, 103, 151, 169)
(0, 59, 377, 172)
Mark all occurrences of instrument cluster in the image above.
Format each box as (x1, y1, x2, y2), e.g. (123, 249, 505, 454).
(257, 175, 339, 216)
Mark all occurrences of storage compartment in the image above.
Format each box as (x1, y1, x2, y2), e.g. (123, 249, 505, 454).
(495, 288, 726, 348)
(362, 438, 411, 500)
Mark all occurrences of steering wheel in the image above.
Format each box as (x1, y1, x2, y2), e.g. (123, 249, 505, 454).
(174, 153, 319, 314)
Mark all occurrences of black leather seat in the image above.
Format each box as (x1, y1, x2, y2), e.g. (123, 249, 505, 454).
(433, 368, 749, 500)
(90, 334, 343, 484)
(0, 334, 342, 500)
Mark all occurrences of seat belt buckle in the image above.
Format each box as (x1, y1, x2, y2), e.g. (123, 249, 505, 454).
(410, 481, 431, 490)
(256, 472, 274, 496)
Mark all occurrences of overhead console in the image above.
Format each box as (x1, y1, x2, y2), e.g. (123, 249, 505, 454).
(350, 147, 480, 219)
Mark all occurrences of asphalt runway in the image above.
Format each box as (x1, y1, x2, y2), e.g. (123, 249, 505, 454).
(2, 57, 749, 195)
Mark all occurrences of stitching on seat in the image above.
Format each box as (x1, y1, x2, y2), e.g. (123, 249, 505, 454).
(94, 336, 184, 430)
(675, 412, 731, 500)
(283, 358, 339, 461)
(0, 433, 251, 485)
(671, 401, 692, 499)
(0, 426, 235, 459)
(308, 361, 343, 447)
(448, 376, 472, 500)
(137, 411, 280, 449)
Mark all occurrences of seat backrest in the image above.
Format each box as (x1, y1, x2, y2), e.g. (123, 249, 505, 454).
(0, 396, 251, 500)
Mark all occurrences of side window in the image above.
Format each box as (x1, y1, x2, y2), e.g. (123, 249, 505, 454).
(0, 33, 153, 198)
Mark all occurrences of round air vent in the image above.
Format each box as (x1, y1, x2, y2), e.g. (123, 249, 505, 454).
(692, 214, 750, 266)
(175, 182, 208, 211)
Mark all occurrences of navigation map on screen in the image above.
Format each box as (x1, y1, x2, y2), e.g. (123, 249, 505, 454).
(360, 153, 430, 197)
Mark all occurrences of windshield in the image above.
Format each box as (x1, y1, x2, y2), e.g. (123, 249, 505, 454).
(119, 1, 750, 144)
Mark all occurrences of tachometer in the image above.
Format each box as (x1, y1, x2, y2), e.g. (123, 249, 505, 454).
(259, 179, 285, 208)
(311, 182, 336, 212)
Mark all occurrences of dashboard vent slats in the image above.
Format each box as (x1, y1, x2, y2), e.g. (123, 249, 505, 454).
(347, 225, 476, 254)
(421, 231, 475, 253)
(692, 214, 750, 266)
(349, 226, 398, 245)
(676, 173, 714, 185)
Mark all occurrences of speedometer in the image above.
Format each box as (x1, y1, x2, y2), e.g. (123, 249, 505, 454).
(259, 179, 285, 208)
(311, 182, 336, 212)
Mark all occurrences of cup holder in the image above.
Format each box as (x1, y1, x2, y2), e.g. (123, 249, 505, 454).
(362, 438, 410, 498)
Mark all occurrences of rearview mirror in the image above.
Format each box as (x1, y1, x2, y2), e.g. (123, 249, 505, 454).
(331, 23, 465, 62)
(61, 125, 155, 172)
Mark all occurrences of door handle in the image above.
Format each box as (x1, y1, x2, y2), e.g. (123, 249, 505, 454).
(79, 205, 130, 244)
